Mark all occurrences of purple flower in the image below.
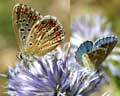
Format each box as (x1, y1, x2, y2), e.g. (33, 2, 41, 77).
(71, 14, 120, 77)
(71, 14, 111, 47)
(5, 51, 104, 96)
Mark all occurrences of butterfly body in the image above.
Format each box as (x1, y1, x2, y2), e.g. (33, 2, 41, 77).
(13, 4, 64, 59)
(75, 36, 118, 70)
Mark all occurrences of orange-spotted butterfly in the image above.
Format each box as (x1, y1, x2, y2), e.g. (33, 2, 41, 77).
(12, 4, 64, 60)
(75, 36, 118, 70)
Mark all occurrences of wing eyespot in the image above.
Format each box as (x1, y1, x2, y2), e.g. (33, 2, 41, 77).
(28, 42, 33, 46)
(26, 23, 29, 26)
(28, 28, 31, 31)
(19, 28, 25, 33)
(41, 28, 46, 32)
(22, 19, 26, 23)
(13, 4, 65, 56)
(22, 35, 26, 40)
(30, 35, 34, 38)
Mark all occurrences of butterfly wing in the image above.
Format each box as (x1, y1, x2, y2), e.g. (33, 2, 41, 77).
(12, 4, 42, 52)
(82, 48, 107, 70)
(25, 15, 65, 56)
(76, 36, 118, 70)
(94, 36, 118, 56)
(75, 41, 93, 65)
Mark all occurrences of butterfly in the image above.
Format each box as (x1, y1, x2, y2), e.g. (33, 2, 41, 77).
(75, 36, 118, 70)
(12, 4, 65, 60)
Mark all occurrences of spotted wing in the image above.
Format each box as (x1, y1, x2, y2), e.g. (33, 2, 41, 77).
(75, 41, 93, 65)
(83, 48, 107, 70)
(25, 15, 65, 56)
(94, 36, 118, 56)
(12, 4, 42, 52)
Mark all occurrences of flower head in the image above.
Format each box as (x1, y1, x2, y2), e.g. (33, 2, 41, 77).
(71, 14, 120, 77)
(6, 49, 104, 96)
(71, 14, 112, 47)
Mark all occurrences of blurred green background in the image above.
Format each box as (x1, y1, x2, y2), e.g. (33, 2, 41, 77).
(0, 0, 120, 96)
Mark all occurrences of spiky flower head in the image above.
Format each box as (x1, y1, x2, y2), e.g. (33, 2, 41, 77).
(5, 48, 104, 96)
(71, 14, 120, 77)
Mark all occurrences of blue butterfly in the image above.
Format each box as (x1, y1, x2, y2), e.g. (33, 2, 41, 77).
(75, 36, 118, 70)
